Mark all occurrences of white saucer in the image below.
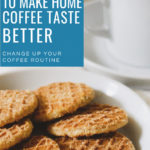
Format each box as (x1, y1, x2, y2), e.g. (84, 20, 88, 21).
(0, 68, 150, 150)
(85, 32, 150, 83)
(84, 1, 150, 89)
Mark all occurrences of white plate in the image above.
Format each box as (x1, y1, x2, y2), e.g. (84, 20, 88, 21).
(84, 1, 150, 89)
(0, 68, 150, 150)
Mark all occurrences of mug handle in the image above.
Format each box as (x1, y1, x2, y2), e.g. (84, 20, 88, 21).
(85, 0, 110, 38)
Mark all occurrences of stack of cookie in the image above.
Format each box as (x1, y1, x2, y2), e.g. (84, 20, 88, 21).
(0, 82, 135, 150)
(0, 90, 38, 150)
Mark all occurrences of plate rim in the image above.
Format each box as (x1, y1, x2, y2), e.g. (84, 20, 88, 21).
(0, 67, 149, 107)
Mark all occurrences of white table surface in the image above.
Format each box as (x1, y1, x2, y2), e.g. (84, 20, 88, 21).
(0, 67, 150, 108)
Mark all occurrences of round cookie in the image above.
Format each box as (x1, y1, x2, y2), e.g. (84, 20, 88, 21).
(21, 136, 60, 150)
(48, 104, 128, 137)
(0, 119, 33, 150)
(34, 82, 95, 122)
(0, 90, 38, 127)
(56, 132, 135, 150)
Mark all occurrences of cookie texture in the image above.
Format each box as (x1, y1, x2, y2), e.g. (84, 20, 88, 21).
(0, 119, 33, 150)
(48, 104, 128, 137)
(56, 132, 135, 150)
(0, 90, 38, 127)
(34, 82, 95, 122)
(20, 135, 60, 150)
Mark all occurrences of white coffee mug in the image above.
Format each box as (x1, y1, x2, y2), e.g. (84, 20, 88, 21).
(85, 0, 150, 67)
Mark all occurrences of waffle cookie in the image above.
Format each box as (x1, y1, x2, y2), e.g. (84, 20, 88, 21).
(0, 119, 33, 150)
(56, 132, 135, 150)
(20, 135, 60, 150)
(34, 82, 95, 122)
(48, 104, 128, 137)
(0, 90, 38, 127)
